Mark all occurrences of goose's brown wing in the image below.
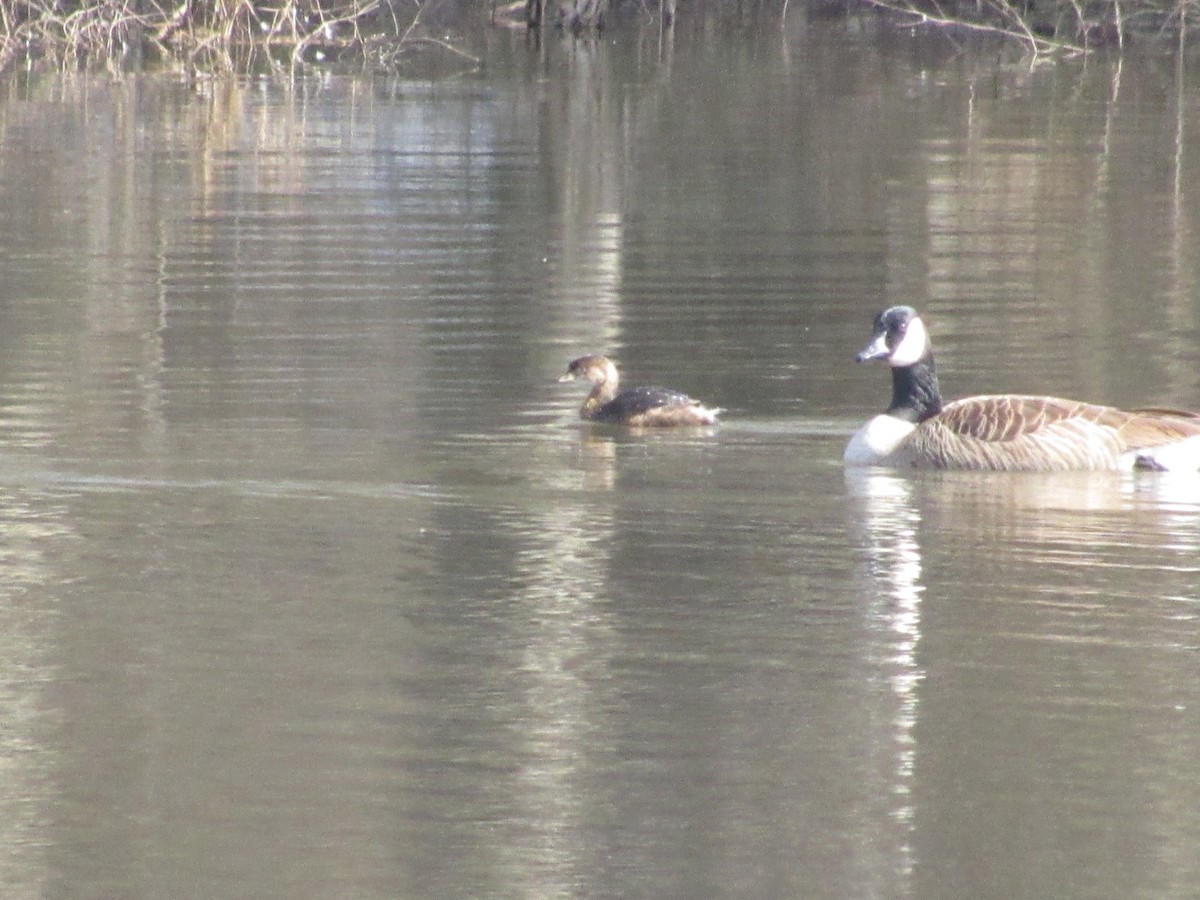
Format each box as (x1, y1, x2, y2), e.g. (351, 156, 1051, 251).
(932, 395, 1122, 441)
(1121, 407, 1200, 443)
(901, 395, 1200, 471)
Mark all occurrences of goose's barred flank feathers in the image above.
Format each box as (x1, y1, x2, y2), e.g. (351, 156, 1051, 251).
(844, 307, 1200, 472)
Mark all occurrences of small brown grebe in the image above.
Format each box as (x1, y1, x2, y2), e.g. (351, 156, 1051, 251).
(558, 355, 721, 427)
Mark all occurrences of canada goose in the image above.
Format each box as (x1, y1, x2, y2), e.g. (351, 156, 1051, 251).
(558, 355, 721, 426)
(844, 306, 1200, 471)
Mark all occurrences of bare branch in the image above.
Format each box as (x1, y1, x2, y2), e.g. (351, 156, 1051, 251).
(862, 0, 1088, 55)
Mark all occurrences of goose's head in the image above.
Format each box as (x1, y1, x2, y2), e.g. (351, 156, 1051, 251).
(855, 306, 930, 367)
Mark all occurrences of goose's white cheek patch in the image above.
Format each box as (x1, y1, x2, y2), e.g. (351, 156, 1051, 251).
(889, 317, 929, 367)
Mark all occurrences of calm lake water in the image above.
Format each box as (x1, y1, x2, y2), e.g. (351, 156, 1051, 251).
(1, 13, 1200, 899)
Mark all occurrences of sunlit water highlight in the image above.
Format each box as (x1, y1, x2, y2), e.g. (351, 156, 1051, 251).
(0, 21, 1199, 900)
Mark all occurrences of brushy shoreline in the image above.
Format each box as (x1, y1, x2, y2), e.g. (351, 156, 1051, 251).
(0, 0, 483, 75)
(0, 0, 1192, 75)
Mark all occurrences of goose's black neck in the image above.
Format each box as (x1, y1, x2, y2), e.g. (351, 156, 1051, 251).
(888, 354, 942, 423)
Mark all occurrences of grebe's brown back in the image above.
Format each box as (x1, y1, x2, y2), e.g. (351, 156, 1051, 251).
(559, 355, 721, 427)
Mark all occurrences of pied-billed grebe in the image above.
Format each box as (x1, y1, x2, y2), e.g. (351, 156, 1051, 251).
(558, 355, 721, 427)
(844, 305, 1200, 471)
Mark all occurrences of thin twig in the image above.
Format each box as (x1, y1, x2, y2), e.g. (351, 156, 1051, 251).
(863, 0, 1088, 55)
(292, 0, 381, 65)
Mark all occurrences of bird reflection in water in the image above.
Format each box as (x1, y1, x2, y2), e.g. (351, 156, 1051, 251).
(845, 467, 924, 883)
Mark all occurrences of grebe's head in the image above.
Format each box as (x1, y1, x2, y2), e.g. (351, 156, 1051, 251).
(855, 306, 930, 367)
(559, 355, 619, 385)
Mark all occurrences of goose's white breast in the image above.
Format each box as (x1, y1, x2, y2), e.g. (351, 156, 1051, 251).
(844, 415, 916, 466)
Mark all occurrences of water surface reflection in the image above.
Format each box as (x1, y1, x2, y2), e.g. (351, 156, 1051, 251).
(844, 466, 1200, 899)
(2, 19, 1200, 900)
(844, 469, 925, 887)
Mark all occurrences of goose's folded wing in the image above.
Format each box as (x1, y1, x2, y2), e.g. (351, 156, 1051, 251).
(1120, 407, 1200, 446)
(933, 396, 1119, 439)
(904, 396, 1130, 471)
(900, 396, 1200, 470)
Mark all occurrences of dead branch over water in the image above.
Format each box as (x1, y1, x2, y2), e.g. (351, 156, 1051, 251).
(0, 0, 481, 74)
(0, 0, 1196, 73)
(859, 0, 1200, 55)
(860, 0, 1132, 55)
